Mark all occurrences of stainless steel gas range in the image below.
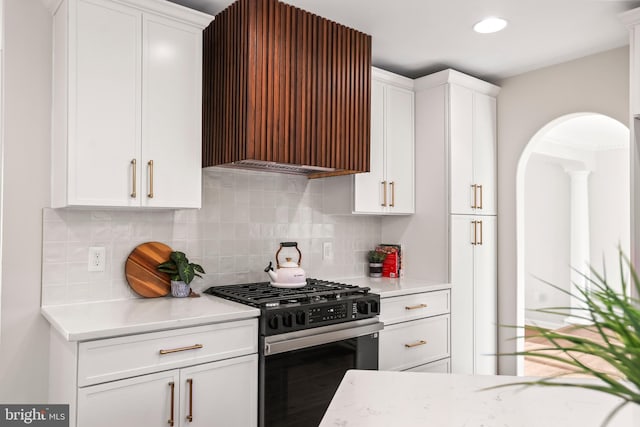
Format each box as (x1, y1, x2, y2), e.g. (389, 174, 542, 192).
(205, 279, 382, 427)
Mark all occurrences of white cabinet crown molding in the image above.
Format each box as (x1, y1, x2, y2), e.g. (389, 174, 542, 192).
(372, 66, 414, 90)
(414, 68, 500, 96)
(44, 0, 213, 27)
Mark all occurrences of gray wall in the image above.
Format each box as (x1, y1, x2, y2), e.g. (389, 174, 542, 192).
(496, 46, 629, 374)
(0, 0, 52, 402)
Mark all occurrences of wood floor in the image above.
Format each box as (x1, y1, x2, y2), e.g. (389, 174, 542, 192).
(523, 325, 620, 378)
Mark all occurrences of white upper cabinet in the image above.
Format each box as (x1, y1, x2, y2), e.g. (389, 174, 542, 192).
(415, 70, 500, 215)
(448, 83, 498, 215)
(51, 0, 212, 208)
(353, 67, 415, 214)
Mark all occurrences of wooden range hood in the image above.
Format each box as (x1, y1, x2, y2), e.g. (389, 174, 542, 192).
(202, 0, 372, 178)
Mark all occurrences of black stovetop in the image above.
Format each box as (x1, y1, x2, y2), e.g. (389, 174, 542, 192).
(203, 279, 371, 308)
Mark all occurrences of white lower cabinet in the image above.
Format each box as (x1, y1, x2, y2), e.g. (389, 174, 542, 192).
(78, 355, 257, 427)
(49, 319, 258, 427)
(379, 289, 451, 372)
(450, 215, 497, 375)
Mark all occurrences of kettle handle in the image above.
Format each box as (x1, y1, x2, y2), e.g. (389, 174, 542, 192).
(275, 242, 302, 268)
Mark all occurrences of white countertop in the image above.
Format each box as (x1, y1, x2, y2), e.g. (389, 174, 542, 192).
(336, 276, 450, 298)
(320, 370, 640, 427)
(41, 295, 260, 341)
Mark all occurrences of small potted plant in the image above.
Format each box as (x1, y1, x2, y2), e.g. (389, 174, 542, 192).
(367, 250, 386, 277)
(157, 251, 205, 297)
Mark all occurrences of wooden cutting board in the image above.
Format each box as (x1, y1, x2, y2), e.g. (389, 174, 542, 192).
(125, 242, 173, 298)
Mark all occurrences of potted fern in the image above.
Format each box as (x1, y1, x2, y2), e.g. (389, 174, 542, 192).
(157, 251, 205, 297)
(506, 250, 640, 425)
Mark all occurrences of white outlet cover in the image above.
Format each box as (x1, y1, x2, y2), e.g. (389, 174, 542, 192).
(323, 242, 334, 260)
(88, 246, 106, 272)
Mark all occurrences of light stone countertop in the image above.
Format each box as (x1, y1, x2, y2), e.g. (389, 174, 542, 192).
(320, 370, 640, 427)
(41, 294, 260, 341)
(335, 276, 451, 298)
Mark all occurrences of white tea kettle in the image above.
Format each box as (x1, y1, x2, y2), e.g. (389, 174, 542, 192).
(264, 242, 307, 288)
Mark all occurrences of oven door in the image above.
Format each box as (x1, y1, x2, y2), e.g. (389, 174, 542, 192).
(260, 319, 383, 427)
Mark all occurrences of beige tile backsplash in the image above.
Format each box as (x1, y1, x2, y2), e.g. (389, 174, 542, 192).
(42, 168, 382, 305)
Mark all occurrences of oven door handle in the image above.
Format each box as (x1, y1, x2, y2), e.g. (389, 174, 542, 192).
(264, 321, 384, 356)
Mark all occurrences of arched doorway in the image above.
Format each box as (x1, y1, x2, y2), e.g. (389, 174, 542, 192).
(515, 112, 630, 375)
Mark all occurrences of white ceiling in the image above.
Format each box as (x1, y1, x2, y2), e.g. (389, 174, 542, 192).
(170, 0, 640, 83)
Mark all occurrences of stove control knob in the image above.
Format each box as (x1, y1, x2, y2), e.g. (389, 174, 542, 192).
(268, 314, 282, 330)
(283, 312, 293, 328)
(295, 311, 306, 325)
(370, 300, 380, 314)
(356, 300, 379, 315)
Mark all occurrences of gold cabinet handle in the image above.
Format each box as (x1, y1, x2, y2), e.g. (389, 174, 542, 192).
(148, 160, 154, 198)
(471, 184, 477, 209)
(381, 181, 387, 207)
(187, 378, 193, 422)
(168, 381, 175, 426)
(478, 184, 483, 209)
(471, 220, 478, 245)
(130, 159, 137, 198)
(405, 303, 428, 310)
(159, 344, 203, 355)
(404, 340, 427, 348)
(478, 220, 483, 245)
(389, 181, 395, 207)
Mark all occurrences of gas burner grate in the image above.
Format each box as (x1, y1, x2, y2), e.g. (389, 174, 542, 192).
(204, 279, 369, 307)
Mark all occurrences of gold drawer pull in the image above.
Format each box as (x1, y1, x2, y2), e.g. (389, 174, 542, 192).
(130, 159, 137, 198)
(168, 381, 175, 426)
(187, 378, 194, 422)
(159, 344, 203, 355)
(147, 160, 154, 198)
(389, 181, 395, 207)
(381, 181, 387, 207)
(405, 304, 428, 310)
(404, 340, 427, 348)
(471, 184, 477, 208)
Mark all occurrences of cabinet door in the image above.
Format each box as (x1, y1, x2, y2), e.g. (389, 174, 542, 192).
(449, 215, 475, 374)
(77, 369, 179, 427)
(379, 315, 450, 371)
(450, 215, 497, 375)
(385, 85, 415, 214)
(70, 0, 141, 206)
(354, 79, 385, 213)
(473, 216, 497, 374)
(142, 14, 202, 208)
(448, 85, 474, 215)
(179, 354, 258, 427)
(472, 93, 497, 215)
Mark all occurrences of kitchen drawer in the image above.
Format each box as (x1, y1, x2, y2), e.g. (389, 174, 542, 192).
(379, 290, 450, 325)
(78, 319, 257, 387)
(404, 358, 450, 373)
(379, 315, 450, 371)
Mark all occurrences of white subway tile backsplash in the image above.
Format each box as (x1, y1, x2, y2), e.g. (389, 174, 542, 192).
(41, 169, 382, 305)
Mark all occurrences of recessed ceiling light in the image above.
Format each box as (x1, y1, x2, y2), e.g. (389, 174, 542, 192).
(473, 17, 508, 34)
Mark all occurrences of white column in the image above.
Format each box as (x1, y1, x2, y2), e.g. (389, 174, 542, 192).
(565, 170, 591, 325)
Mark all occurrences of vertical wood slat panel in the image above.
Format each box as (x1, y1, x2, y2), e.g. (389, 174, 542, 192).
(203, 0, 371, 174)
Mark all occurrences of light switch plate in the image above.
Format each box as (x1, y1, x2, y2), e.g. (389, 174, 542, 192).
(323, 242, 333, 260)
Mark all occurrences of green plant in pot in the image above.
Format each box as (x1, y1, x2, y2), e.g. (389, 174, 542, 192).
(157, 251, 205, 297)
(502, 250, 640, 425)
(367, 250, 386, 278)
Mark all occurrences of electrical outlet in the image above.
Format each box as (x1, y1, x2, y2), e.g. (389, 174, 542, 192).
(88, 247, 106, 272)
(323, 242, 333, 260)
